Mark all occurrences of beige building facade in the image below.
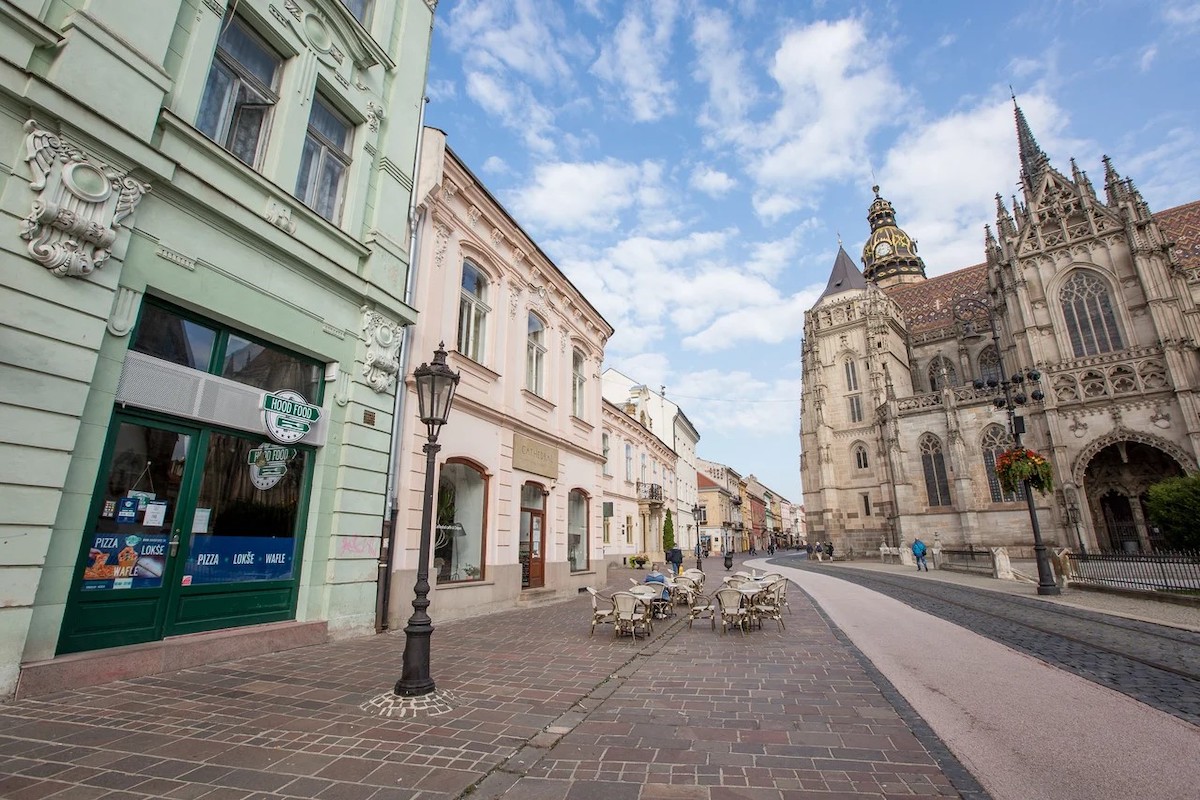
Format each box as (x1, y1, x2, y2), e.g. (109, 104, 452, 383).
(601, 399, 678, 565)
(391, 128, 613, 622)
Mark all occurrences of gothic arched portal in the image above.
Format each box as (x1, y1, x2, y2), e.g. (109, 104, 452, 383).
(1081, 441, 1185, 551)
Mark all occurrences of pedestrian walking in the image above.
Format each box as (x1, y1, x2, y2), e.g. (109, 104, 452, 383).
(813, 542, 823, 562)
(667, 546, 684, 576)
(805, 541, 814, 559)
(825, 541, 834, 560)
(912, 537, 929, 571)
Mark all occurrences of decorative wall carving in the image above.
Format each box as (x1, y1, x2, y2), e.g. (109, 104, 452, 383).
(468, 205, 481, 227)
(361, 307, 404, 392)
(265, 200, 297, 234)
(1071, 427, 1197, 485)
(107, 286, 142, 337)
(283, 0, 302, 19)
(19, 121, 150, 278)
(365, 101, 384, 132)
(433, 222, 450, 269)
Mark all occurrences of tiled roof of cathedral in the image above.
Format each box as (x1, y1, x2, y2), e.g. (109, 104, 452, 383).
(1157, 199, 1200, 274)
(883, 263, 988, 334)
(883, 200, 1200, 335)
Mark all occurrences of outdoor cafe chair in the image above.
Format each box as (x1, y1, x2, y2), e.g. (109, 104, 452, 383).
(682, 568, 705, 585)
(686, 591, 716, 630)
(714, 587, 748, 636)
(673, 575, 698, 605)
(774, 579, 791, 614)
(586, 587, 614, 637)
(611, 591, 651, 640)
(760, 572, 784, 584)
(752, 583, 785, 631)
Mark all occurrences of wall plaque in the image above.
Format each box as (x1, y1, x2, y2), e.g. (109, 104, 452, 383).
(513, 433, 558, 479)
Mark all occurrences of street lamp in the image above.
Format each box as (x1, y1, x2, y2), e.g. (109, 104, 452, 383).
(954, 298, 1060, 596)
(692, 504, 704, 570)
(395, 343, 460, 697)
(1066, 500, 1086, 555)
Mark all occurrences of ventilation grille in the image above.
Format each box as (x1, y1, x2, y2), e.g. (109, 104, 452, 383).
(116, 351, 327, 446)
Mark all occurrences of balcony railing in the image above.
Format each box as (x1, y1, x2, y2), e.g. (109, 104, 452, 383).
(637, 482, 663, 502)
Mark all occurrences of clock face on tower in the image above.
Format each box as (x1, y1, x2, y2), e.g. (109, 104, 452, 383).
(875, 241, 893, 257)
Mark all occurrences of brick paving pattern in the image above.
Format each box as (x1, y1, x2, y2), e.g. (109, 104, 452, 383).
(0, 560, 983, 799)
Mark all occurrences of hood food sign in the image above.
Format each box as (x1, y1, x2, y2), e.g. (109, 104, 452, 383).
(262, 390, 320, 444)
(248, 444, 297, 490)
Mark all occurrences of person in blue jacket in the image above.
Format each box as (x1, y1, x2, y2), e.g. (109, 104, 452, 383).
(912, 538, 929, 571)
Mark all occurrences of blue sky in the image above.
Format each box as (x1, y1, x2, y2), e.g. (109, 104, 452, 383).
(422, 0, 1200, 503)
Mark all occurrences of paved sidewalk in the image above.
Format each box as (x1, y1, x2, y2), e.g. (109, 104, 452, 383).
(0, 555, 980, 800)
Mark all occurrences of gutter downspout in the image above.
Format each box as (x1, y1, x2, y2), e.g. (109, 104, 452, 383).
(376, 97, 429, 633)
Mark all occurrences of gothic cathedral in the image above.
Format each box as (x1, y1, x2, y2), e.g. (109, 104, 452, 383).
(800, 102, 1200, 557)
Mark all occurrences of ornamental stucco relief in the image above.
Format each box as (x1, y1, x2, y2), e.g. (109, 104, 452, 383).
(362, 307, 404, 392)
(19, 121, 149, 279)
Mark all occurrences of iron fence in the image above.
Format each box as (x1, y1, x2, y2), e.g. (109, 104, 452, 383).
(1065, 550, 1200, 594)
(939, 545, 996, 575)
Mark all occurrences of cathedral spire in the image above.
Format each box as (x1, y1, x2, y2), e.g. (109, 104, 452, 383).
(995, 194, 1015, 238)
(818, 244, 867, 301)
(1013, 96, 1049, 192)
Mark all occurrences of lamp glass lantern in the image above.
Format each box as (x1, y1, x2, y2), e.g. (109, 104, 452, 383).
(415, 343, 459, 440)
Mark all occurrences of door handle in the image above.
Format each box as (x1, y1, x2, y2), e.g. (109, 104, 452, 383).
(169, 532, 180, 557)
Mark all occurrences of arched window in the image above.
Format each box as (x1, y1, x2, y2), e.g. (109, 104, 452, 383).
(919, 433, 952, 506)
(435, 460, 488, 583)
(568, 489, 589, 572)
(844, 359, 859, 391)
(1061, 271, 1124, 357)
(928, 356, 958, 391)
(457, 261, 489, 362)
(981, 424, 1022, 503)
(526, 313, 546, 395)
(977, 345, 1001, 385)
(571, 349, 586, 417)
(852, 442, 869, 470)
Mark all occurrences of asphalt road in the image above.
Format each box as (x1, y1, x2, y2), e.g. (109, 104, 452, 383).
(756, 555, 1200, 800)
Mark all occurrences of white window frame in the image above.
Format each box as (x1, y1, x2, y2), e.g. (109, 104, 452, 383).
(526, 313, 546, 395)
(571, 348, 586, 417)
(295, 94, 353, 223)
(457, 262, 489, 363)
(196, 15, 281, 170)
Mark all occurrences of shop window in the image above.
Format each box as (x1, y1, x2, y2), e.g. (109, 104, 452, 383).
(186, 431, 308, 584)
(196, 15, 281, 169)
(132, 300, 322, 403)
(568, 489, 589, 572)
(435, 460, 487, 583)
(295, 95, 352, 223)
(457, 262, 489, 362)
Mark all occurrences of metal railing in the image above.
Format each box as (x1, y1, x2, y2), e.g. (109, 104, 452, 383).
(636, 482, 663, 502)
(939, 545, 996, 575)
(1064, 550, 1200, 594)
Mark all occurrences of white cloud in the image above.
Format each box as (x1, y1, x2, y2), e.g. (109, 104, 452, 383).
(591, 1, 680, 122)
(481, 156, 510, 175)
(1163, 2, 1200, 27)
(692, 8, 757, 138)
(464, 71, 559, 155)
(445, 0, 578, 86)
(752, 192, 805, 222)
(689, 165, 736, 196)
(1139, 44, 1158, 71)
(510, 159, 654, 232)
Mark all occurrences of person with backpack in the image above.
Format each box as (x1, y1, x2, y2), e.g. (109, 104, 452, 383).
(912, 537, 929, 571)
(825, 541, 834, 560)
(667, 546, 684, 576)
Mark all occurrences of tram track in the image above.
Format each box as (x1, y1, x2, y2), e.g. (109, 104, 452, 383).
(782, 559, 1200, 725)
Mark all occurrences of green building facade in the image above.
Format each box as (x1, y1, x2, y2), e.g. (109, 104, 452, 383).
(0, 0, 434, 699)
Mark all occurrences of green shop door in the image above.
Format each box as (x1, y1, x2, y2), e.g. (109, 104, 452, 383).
(59, 416, 311, 655)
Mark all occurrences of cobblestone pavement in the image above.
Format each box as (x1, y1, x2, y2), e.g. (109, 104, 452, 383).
(0, 557, 987, 800)
(784, 556, 1200, 726)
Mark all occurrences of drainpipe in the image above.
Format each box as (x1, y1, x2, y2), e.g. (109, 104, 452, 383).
(376, 98, 429, 633)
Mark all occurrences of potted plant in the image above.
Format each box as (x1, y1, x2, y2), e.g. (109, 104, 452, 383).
(996, 447, 1054, 496)
(630, 553, 649, 569)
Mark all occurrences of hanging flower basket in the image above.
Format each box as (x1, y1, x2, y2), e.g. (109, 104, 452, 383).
(995, 447, 1054, 496)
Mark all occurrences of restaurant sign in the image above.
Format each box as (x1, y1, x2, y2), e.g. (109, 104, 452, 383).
(513, 433, 558, 479)
(248, 443, 297, 490)
(262, 390, 320, 444)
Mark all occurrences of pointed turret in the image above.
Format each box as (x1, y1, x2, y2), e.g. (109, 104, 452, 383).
(1102, 155, 1130, 206)
(860, 185, 927, 288)
(995, 194, 1016, 238)
(1014, 98, 1050, 193)
(1070, 158, 1096, 199)
(819, 245, 867, 301)
(985, 224, 1001, 267)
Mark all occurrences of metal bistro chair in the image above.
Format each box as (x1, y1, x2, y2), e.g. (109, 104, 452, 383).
(586, 587, 614, 637)
(682, 568, 706, 587)
(715, 587, 748, 636)
(611, 591, 651, 640)
(774, 578, 791, 615)
(752, 582, 786, 631)
(687, 590, 717, 630)
(673, 575, 698, 606)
